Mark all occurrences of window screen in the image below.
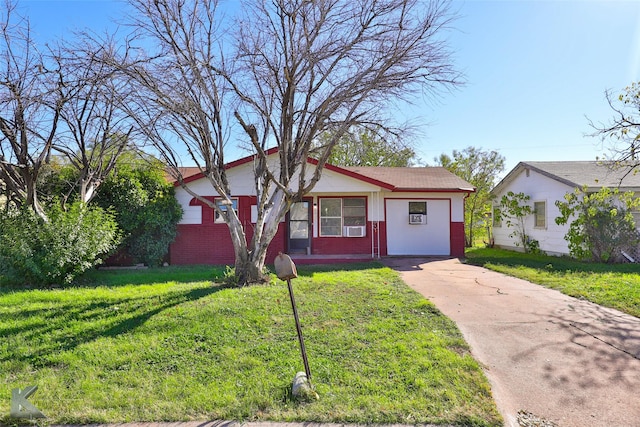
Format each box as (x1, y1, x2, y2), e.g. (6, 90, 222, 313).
(534, 201, 546, 228)
(409, 201, 427, 215)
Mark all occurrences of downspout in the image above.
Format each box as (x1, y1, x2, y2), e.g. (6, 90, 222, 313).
(371, 191, 375, 259)
(462, 191, 471, 256)
(377, 191, 381, 259)
(371, 190, 381, 259)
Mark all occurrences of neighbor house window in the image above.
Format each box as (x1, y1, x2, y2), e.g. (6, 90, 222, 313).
(214, 198, 238, 223)
(319, 197, 366, 236)
(534, 201, 546, 228)
(492, 206, 502, 228)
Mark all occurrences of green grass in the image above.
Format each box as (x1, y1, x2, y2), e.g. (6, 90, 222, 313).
(466, 247, 640, 318)
(0, 263, 501, 426)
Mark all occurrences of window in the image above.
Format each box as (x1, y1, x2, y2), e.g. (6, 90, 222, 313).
(289, 202, 309, 239)
(319, 197, 366, 236)
(409, 201, 427, 215)
(214, 198, 238, 223)
(343, 198, 366, 226)
(319, 199, 342, 236)
(492, 206, 502, 228)
(534, 201, 546, 228)
(408, 201, 427, 224)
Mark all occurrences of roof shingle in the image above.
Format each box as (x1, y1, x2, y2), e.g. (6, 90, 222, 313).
(343, 166, 475, 191)
(522, 161, 640, 189)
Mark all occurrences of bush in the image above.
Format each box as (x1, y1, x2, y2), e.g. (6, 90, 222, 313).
(0, 203, 120, 286)
(498, 191, 535, 252)
(94, 157, 182, 266)
(555, 187, 640, 263)
(126, 191, 183, 266)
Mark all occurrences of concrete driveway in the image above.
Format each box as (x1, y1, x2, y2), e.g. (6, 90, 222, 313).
(383, 257, 640, 427)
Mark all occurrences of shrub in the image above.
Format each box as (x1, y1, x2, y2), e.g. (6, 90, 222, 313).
(0, 203, 120, 286)
(498, 191, 535, 252)
(126, 191, 183, 266)
(555, 187, 640, 263)
(525, 237, 543, 255)
(94, 157, 182, 266)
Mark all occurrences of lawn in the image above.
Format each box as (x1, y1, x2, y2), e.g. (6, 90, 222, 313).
(0, 263, 502, 426)
(466, 247, 640, 318)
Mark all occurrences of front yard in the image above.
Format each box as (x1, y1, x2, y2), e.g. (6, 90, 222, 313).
(466, 248, 640, 318)
(0, 263, 501, 426)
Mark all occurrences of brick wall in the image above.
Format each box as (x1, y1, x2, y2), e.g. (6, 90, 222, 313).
(170, 195, 287, 265)
(450, 221, 466, 257)
(170, 222, 287, 265)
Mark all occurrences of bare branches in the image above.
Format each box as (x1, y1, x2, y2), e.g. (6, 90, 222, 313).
(589, 84, 640, 172)
(112, 0, 459, 284)
(231, 0, 460, 195)
(120, 0, 231, 186)
(0, 0, 67, 219)
(50, 35, 135, 205)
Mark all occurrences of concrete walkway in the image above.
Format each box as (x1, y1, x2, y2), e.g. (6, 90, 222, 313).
(384, 257, 640, 427)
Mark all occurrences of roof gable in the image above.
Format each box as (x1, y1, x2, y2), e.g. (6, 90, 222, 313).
(172, 149, 475, 193)
(493, 161, 640, 195)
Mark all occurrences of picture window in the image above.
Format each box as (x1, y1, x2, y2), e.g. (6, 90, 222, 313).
(319, 197, 366, 236)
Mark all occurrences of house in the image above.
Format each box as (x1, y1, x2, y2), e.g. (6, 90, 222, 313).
(168, 151, 475, 265)
(490, 161, 640, 256)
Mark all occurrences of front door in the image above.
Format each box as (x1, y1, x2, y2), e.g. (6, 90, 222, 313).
(287, 200, 312, 254)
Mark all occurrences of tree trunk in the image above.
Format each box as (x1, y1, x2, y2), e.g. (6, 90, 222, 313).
(226, 209, 271, 286)
(79, 179, 99, 205)
(23, 170, 48, 222)
(229, 188, 289, 286)
(234, 248, 269, 286)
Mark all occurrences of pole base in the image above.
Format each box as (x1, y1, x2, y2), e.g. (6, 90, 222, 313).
(291, 372, 319, 401)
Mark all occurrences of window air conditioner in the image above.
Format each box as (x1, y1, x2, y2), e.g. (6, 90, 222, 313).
(344, 225, 365, 237)
(409, 214, 426, 225)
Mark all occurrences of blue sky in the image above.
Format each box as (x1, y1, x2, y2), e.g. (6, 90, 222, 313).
(420, 0, 640, 173)
(18, 0, 640, 174)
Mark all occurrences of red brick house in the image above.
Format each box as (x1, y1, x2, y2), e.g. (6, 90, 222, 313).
(169, 151, 475, 265)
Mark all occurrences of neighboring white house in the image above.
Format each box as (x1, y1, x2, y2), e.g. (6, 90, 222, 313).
(490, 161, 640, 256)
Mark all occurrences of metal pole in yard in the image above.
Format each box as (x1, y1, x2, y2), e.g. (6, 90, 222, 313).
(286, 276, 311, 380)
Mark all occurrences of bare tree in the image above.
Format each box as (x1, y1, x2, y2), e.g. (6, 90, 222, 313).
(0, 0, 67, 220)
(52, 36, 133, 206)
(589, 83, 640, 175)
(120, 0, 459, 285)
